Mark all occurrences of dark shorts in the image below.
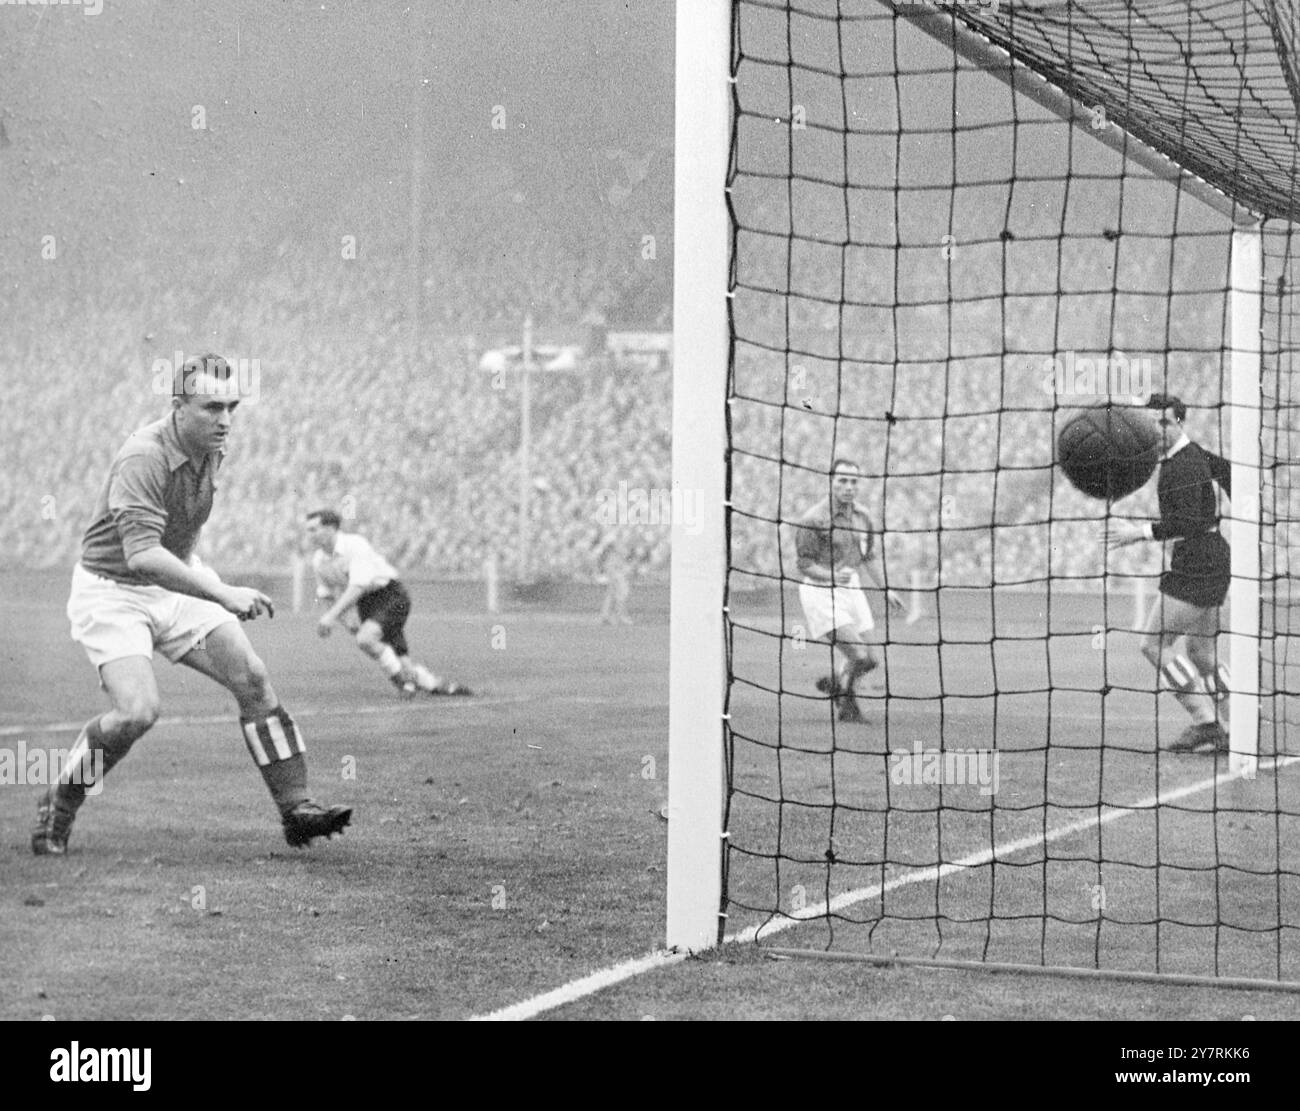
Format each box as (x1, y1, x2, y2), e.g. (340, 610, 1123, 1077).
(1160, 532, 1230, 609)
(356, 580, 412, 656)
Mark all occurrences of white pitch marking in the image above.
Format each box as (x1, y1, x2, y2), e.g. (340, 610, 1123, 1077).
(472, 950, 691, 1022)
(470, 753, 1300, 1021)
(0, 695, 533, 737)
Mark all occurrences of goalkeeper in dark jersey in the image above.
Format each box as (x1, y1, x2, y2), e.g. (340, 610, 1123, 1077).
(1103, 394, 1232, 754)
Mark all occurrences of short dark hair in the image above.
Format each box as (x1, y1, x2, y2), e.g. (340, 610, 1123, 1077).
(306, 509, 342, 529)
(830, 457, 860, 475)
(175, 353, 232, 398)
(1146, 393, 1187, 423)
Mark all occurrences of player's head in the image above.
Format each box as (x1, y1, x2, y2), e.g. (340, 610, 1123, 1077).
(1146, 393, 1186, 451)
(171, 353, 240, 455)
(829, 458, 860, 506)
(304, 509, 342, 551)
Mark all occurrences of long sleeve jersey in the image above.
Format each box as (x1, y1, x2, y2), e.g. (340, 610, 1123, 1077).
(1152, 441, 1231, 542)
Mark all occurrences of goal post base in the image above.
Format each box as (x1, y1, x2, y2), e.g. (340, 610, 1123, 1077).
(761, 947, 1300, 995)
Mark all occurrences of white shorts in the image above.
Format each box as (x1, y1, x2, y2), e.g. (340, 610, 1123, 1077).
(67, 562, 236, 671)
(798, 574, 874, 641)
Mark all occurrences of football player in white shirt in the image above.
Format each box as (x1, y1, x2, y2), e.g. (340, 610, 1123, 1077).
(304, 510, 471, 697)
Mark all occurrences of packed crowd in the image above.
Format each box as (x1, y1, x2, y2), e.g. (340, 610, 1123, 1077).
(1, 223, 677, 583)
(4, 204, 1290, 589)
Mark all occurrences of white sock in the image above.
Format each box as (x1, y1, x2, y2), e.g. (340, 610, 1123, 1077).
(411, 664, 440, 691)
(376, 646, 403, 679)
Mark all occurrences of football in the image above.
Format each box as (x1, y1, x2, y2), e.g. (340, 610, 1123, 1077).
(1056, 404, 1160, 501)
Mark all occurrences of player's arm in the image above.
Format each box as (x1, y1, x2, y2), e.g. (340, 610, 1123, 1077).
(113, 456, 271, 619)
(1109, 452, 1219, 549)
(1102, 519, 1150, 550)
(859, 529, 905, 612)
(318, 582, 368, 636)
(126, 547, 272, 620)
(861, 552, 904, 611)
(1205, 448, 1232, 499)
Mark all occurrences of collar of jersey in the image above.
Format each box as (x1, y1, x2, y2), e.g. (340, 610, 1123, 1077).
(1162, 432, 1192, 461)
(162, 412, 217, 471)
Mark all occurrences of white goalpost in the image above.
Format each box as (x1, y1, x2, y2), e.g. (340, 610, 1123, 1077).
(666, 0, 730, 952)
(1229, 223, 1263, 779)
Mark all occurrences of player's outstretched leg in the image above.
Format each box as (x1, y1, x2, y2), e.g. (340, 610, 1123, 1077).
(352, 619, 416, 696)
(404, 658, 474, 697)
(180, 625, 351, 847)
(1185, 602, 1230, 735)
(1187, 634, 1231, 736)
(33, 656, 159, 856)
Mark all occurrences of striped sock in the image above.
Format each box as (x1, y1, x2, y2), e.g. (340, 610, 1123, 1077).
(241, 706, 309, 815)
(1160, 655, 1217, 726)
(1208, 663, 1231, 700)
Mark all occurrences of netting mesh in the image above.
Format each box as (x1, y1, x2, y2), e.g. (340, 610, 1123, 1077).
(723, 0, 1300, 982)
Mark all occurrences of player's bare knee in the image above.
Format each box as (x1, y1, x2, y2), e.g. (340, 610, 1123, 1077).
(240, 653, 271, 701)
(117, 695, 160, 738)
(355, 627, 381, 653)
(222, 651, 271, 704)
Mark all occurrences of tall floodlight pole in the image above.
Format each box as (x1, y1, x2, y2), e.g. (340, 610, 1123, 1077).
(666, 0, 729, 952)
(409, 2, 427, 365)
(1229, 222, 1263, 779)
(478, 318, 583, 587)
(519, 314, 534, 584)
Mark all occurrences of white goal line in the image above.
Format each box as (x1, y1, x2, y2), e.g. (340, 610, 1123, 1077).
(471, 752, 1300, 1021)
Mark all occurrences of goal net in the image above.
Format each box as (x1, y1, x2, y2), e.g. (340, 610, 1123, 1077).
(683, 0, 1300, 986)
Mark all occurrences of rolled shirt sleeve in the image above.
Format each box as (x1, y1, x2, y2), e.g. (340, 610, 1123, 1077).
(794, 520, 823, 578)
(107, 451, 171, 562)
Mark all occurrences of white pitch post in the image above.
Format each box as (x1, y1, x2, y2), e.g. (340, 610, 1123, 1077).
(1228, 222, 1263, 779)
(484, 552, 499, 615)
(667, 0, 729, 952)
(291, 552, 306, 614)
(1131, 575, 1150, 633)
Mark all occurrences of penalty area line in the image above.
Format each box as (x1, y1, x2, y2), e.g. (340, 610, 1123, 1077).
(470, 752, 1300, 1020)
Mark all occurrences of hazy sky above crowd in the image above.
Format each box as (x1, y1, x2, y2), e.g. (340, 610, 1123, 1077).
(0, 0, 1232, 328)
(0, 0, 676, 294)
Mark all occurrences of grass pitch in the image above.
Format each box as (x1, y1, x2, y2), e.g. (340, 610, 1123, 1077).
(2, 572, 1296, 1019)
